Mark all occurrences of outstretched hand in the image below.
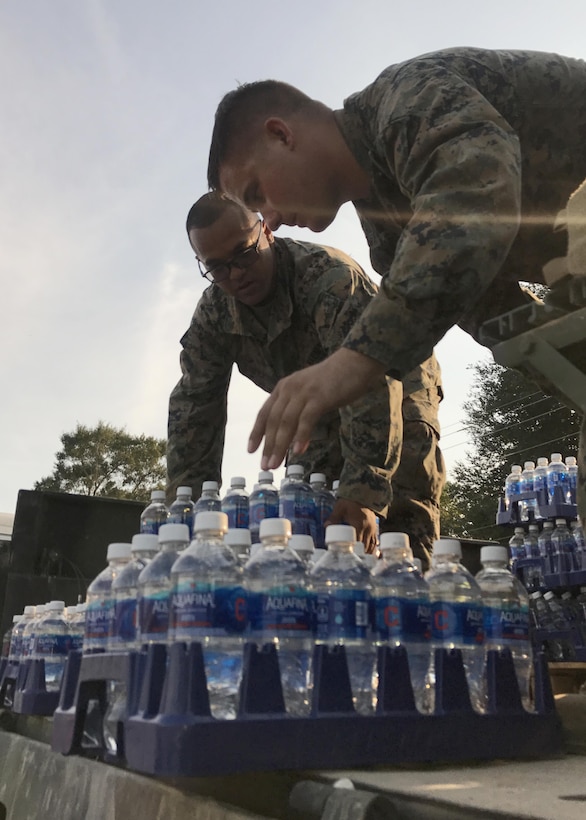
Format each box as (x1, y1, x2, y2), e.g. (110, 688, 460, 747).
(248, 347, 387, 470)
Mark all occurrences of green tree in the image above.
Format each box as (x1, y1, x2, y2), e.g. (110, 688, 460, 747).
(35, 422, 166, 500)
(447, 357, 580, 543)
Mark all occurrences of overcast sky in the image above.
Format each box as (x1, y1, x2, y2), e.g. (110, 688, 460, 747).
(1, 1, 584, 514)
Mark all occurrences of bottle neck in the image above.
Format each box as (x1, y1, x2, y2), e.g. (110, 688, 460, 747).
(194, 530, 225, 545)
(260, 536, 290, 549)
(132, 550, 157, 561)
(161, 541, 187, 552)
(380, 546, 411, 563)
(327, 542, 354, 554)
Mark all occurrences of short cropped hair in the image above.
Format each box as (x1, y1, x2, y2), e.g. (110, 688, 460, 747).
(207, 80, 320, 190)
(186, 192, 251, 235)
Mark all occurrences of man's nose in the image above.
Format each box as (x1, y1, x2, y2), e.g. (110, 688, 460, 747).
(264, 209, 281, 232)
(228, 263, 247, 280)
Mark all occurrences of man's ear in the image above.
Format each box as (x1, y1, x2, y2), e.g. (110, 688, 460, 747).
(264, 117, 294, 147)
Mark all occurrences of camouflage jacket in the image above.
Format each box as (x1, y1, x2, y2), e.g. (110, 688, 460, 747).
(167, 237, 442, 509)
(335, 48, 586, 377)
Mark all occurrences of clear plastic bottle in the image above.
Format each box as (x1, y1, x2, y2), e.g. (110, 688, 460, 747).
(169, 511, 246, 719)
(426, 539, 485, 713)
(508, 527, 526, 572)
(8, 607, 34, 665)
(221, 476, 249, 529)
(572, 519, 585, 570)
(109, 534, 159, 651)
(248, 471, 279, 545)
(519, 461, 537, 522)
(475, 545, 532, 710)
(310, 548, 327, 566)
(538, 521, 554, 573)
(310, 473, 335, 550)
(22, 605, 43, 660)
(523, 523, 543, 591)
(550, 518, 577, 573)
(194, 481, 222, 516)
(372, 532, 431, 713)
(504, 464, 522, 511)
(83, 543, 131, 654)
(290, 534, 315, 567)
(224, 528, 252, 565)
(533, 457, 549, 517)
(245, 517, 313, 716)
(566, 456, 578, 505)
(139, 489, 168, 534)
(279, 464, 316, 539)
(525, 523, 542, 557)
(310, 524, 374, 715)
(137, 523, 190, 645)
(547, 453, 569, 506)
(69, 604, 86, 652)
(168, 485, 197, 538)
(35, 601, 70, 691)
(2, 616, 19, 658)
(529, 591, 564, 661)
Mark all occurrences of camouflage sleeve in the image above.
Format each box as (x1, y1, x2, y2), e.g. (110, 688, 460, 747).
(343, 60, 522, 379)
(166, 303, 233, 505)
(305, 260, 403, 514)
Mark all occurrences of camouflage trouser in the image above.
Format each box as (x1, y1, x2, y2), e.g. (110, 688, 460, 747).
(380, 414, 445, 572)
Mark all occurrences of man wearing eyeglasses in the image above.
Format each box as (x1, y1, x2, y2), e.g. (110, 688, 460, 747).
(167, 192, 444, 561)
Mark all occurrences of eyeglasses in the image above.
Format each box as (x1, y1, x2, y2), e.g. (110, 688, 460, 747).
(197, 220, 264, 284)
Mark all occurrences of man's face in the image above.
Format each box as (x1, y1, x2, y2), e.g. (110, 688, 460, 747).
(190, 207, 275, 306)
(219, 120, 341, 233)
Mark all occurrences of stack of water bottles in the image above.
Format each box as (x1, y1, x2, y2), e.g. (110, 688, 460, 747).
(500, 453, 579, 524)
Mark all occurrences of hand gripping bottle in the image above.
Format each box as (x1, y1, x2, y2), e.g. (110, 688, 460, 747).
(245, 517, 313, 716)
(221, 476, 250, 529)
(309, 473, 335, 550)
(139, 490, 168, 534)
(168, 486, 197, 538)
(475, 545, 532, 710)
(83, 544, 132, 654)
(311, 524, 375, 714)
(170, 512, 246, 719)
(426, 539, 485, 713)
(248, 471, 279, 545)
(372, 532, 431, 712)
(137, 523, 190, 645)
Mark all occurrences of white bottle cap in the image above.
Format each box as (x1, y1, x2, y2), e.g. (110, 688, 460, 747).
(77, 603, 87, 613)
(290, 534, 315, 553)
(47, 600, 65, 612)
(202, 480, 219, 491)
(24, 606, 35, 616)
(550, 453, 562, 462)
(544, 591, 556, 600)
(514, 527, 525, 534)
(12, 615, 21, 623)
(537, 457, 548, 467)
(66, 606, 77, 617)
(286, 464, 304, 477)
(353, 541, 366, 557)
(325, 524, 356, 545)
(177, 485, 193, 496)
(555, 518, 566, 525)
(523, 461, 535, 470)
(432, 538, 462, 558)
(158, 523, 190, 543)
(511, 465, 522, 472)
(530, 591, 542, 599)
(528, 524, 539, 532)
(544, 521, 553, 528)
(379, 532, 410, 551)
(194, 511, 228, 533)
(225, 528, 252, 546)
(257, 470, 273, 481)
(332, 480, 340, 491)
(131, 533, 159, 552)
(566, 456, 577, 466)
(230, 476, 246, 488)
(150, 489, 166, 501)
(107, 542, 132, 561)
(562, 591, 573, 600)
(259, 518, 292, 539)
(309, 473, 326, 484)
(480, 545, 508, 563)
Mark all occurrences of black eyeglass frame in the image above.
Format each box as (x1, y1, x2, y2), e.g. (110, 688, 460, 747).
(197, 220, 264, 284)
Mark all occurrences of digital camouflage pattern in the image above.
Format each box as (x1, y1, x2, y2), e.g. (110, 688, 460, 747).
(167, 236, 445, 549)
(334, 47, 586, 516)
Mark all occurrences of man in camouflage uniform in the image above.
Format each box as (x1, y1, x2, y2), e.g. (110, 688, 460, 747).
(207, 47, 586, 516)
(167, 192, 445, 560)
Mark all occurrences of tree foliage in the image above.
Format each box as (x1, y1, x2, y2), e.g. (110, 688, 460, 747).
(34, 422, 166, 500)
(447, 358, 580, 543)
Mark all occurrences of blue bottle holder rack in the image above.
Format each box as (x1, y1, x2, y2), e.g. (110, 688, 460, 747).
(532, 627, 586, 663)
(515, 556, 586, 592)
(10, 658, 61, 716)
(51, 641, 562, 777)
(496, 487, 577, 526)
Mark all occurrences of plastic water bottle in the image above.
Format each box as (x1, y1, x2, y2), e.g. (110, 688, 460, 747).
(83, 543, 132, 654)
(533, 457, 549, 516)
(109, 534, 159, 651)
(245, 518, 313, 716)
(22, 606, 43, 661)
(139, 489, 168, 534)
(310, 473, 335, 550)
(566, 456, 578, 505)
(225, 528, 252, 565)
(248, 471, 279, 545)
(194, 481, 222, 515)
(8, 607, 34, 665)
(310, 548, 327, 566)
(2, 616, 19, 659)
(550, 518, 576, 573)
(571, 519, 585, 569)
(290, 534, 315, 566)
(523, 523, 542, 590)
(168, 486, 197, 538)
(222, 476, 249, 529)
(34, 601, 70, 691)
(508, 527, 526, 572)
(426, 539, 485, 713)
(475, 546, 532, 710)
(69, 604, 86, 652)
(372, 532, 431, 713)
(547, 453, 569, 505)
(538, 522, 554, 573)
(137, 523, 190, 645)
(504, 464, 522, 511)
(529, 591, 564, 661)
(311, 524, 375, 715)
(279, 465, 316, 539)
(519, 461, 537, 522)
(169, 511, 246, 720)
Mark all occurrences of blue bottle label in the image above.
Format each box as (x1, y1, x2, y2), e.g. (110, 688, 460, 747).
(279, 496, 315, 536)
(85, 599, 113, 645)
(249, 498, 279, 527)
(374, 596, 430, 643)
(248, 586, 313, 636)
(315, 589, 370, 641)
(222, 499, 250, 529)
(36, 633, 71, 656)
(113, 597, 138, 644)
(483, 604, 530, 643)
(171, 581, 248, 638)
(139, 591, 170, 641)
(431, 601, 484, 645)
